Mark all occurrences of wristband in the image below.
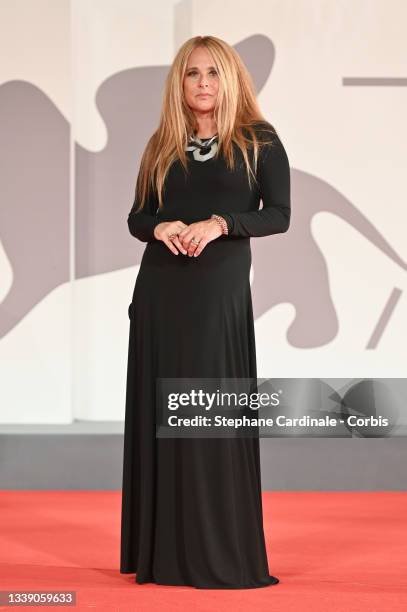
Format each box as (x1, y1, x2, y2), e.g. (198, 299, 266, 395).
(211, 214, 229, 235)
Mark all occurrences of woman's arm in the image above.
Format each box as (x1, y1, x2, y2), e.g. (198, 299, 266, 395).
(217, 134, 291, 237)
(127, 184, 160, 243)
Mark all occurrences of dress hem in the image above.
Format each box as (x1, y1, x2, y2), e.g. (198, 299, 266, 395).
(120, 570, 280, 589)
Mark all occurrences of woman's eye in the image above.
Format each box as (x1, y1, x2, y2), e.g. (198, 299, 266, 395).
(187, 70, 217, 77)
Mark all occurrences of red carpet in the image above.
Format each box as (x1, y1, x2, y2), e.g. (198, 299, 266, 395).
(0, 491, 406, 611)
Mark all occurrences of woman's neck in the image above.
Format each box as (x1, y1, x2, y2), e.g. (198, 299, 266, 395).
(194, 119, 217, 139)
(194, 128, 217, 138)
(196, 133, 217, 139)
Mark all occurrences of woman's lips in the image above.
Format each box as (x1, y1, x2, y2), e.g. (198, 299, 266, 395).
(197, 94, 211, 98)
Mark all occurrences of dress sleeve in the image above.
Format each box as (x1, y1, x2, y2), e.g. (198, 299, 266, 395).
(127, 181, 161, 243)
(220, 134, 291, 237)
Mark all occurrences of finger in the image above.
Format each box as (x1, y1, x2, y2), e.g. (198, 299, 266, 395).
(180, 231, 196, 249)
(183, 236, 195, 255)
(178, 229, 191, 245)
(163, 237, 180, 255)
(175, 222, 188, 236)
(172, 235, 187, 254)
(187, 240, 201, 257)
(169, 224, 188, 249)
(178, 222, 197, 241)
(193, 238, 208, 257)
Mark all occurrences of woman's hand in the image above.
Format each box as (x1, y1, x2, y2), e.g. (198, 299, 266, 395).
(178, 218, 223, 257)
(154, 221, 189, 255)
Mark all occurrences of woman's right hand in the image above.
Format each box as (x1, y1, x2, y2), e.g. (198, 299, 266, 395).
(154, 221, 188, 255)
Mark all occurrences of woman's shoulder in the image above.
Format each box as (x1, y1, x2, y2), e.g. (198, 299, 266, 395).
(241, 120, 280, 145)
(248, 121, 289, 168)
(254, 120, 280, 141)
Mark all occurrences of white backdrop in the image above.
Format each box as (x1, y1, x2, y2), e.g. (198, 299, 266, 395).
(0, 0, 406, 423)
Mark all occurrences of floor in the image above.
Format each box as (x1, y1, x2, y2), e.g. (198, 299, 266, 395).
(1, 490, 406, 611)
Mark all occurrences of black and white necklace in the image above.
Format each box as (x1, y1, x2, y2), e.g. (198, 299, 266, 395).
(186, 133, 218, 161)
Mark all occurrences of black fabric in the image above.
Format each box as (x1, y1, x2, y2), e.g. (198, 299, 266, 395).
(120, 121, 290, 588)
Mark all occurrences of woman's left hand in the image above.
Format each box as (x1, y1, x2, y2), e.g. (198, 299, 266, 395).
(178, 218, 223, 257)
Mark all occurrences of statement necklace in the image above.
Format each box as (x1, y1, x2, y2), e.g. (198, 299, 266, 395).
(186, 133, 219, 162)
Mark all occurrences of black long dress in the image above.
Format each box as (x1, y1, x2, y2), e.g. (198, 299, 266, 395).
(120, 121, 291, 589)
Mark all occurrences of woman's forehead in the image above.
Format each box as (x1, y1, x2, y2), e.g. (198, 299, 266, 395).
(186, 46, 216, 66)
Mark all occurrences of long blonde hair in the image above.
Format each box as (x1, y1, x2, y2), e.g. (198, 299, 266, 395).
(134, 35, 277, 211)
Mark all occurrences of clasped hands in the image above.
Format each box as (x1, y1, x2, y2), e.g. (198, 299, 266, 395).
(153, 218, 223, 257)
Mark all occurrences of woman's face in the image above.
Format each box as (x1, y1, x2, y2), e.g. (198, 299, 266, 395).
(183, 46, 219, 115)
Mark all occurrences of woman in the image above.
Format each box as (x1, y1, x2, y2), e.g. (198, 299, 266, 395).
(120, 35, 291, 589)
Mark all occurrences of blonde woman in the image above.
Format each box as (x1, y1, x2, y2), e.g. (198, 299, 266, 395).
(120, 35, 291, 589)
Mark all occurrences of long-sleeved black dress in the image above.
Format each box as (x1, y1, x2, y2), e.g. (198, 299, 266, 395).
(120, 121, 291, 589)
